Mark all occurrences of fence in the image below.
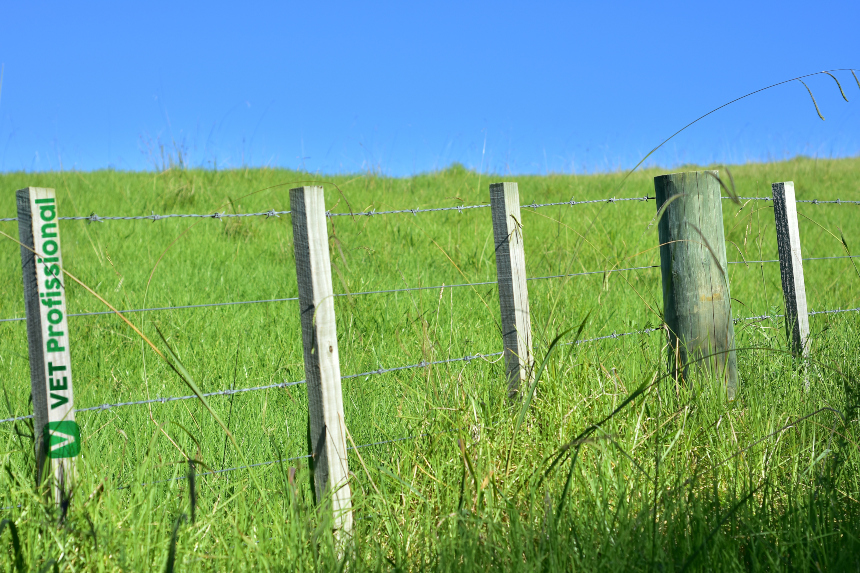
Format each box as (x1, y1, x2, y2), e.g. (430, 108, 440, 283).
(1, 176, 858, 531)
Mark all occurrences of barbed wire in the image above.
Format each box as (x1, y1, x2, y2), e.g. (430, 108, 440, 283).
(4, 193, 857, 225)
(809, 306, 860, 316)
(3, 193, 857, 225)
(728, 306, 860, 324)
(0, 209, 292, 224)
(0, 195, 654, 224)
(3, 305, 860, 426)
(3, 255, 858, 325)
(0, 296, 303, 324)
(556, 305, 860, 348)
(721, 197, 860, 205)
(519, 196, 654, 209)
(728, 255, 859, 266)
(0, 264, 658, 324)
(563, 327, 662, 347)
(0, 351, 503, 425)
(328, 204, 487, 217)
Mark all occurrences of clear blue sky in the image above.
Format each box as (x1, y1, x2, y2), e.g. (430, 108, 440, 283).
(1, 1, 858, 175)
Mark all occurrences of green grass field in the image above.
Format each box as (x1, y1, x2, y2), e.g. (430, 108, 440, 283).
(1, 157, 859, 571)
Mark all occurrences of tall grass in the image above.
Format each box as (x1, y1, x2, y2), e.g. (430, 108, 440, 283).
(0, 157, 858, 570)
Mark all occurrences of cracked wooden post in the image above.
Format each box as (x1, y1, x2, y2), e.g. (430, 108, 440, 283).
(654, 172, 739, 400)
(290, 185, 352, 537)
(490, 182, 534, 400)
(16, 187, 80, 505)
(772, 181, 810, 360)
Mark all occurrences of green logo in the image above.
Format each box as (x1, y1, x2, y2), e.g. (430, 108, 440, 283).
(44, 421, 81, 459)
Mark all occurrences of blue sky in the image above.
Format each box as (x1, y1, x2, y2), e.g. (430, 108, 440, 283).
(0, 1, 858, 175)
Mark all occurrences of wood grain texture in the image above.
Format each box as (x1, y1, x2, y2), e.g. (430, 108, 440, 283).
(490, 182, 534, 399)
(654, 172, 739, 399)
(17, 187, 78, 504)
(772, 181, 810, 359)
(290, 186, 352, 535)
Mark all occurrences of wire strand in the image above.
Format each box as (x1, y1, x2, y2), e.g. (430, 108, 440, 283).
(4, 256, 858, 325)
(3, 193, 857, 225)
(3, 305, 859, 426)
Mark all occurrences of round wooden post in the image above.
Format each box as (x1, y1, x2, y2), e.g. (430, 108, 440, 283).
(654, 171, 739, 399)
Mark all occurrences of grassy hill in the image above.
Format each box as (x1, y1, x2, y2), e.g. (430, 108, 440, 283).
(0, 157, 859, 570)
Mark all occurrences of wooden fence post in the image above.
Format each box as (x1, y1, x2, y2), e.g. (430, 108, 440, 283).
(490, 182, 534, 399)
(772, 181, 810, 359)
(290, 186, 352, 536)
(654, 172, 739, 400)
(16, 187, 79, 505)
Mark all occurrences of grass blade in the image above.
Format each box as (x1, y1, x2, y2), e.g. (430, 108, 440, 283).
(164, 514, 185, 573)
(36, 560, 59, 573)
(706, 169, 740, 205)
(188, 460, 197, 524)
(154, 327, 273, 513)
(838, 227, 860, 280)
(378, 465, 427, 503)
(505, 313, 590, 476)
(678, 485, 761, 572)
(799, 79, 825, 120)
(648, 193, 686, 232)
(824, 71, 849, 101)
(0, 519, 24, 573)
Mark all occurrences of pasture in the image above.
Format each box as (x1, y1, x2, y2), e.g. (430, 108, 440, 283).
(1, 157, 859, 571)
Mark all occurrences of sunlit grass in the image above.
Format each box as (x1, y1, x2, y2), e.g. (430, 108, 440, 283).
(0, 156, 859, 570)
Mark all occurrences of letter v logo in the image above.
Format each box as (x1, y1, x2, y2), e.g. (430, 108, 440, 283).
(44, 421, 81, 459)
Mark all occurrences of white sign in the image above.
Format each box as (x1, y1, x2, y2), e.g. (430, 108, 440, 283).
(29, 188, 80, 460)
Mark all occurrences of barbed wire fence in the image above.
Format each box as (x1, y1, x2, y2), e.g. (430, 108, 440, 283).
(1, 192, 858, 471)
(1, 193, 856, 225)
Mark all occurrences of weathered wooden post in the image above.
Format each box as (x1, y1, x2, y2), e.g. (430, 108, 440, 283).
(290, 185, 353, 536)
(772, 181, 810, 360)
(654, 172, 739, 399)
(16, 187, 79, 505)
(490, 182, 534, 399)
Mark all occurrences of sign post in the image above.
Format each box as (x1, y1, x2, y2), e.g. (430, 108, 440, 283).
(290, 185, 353, 538)
(16, 187, 79, 504)
(771, 181, 810, 360)
(489, 182, 534, 400)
